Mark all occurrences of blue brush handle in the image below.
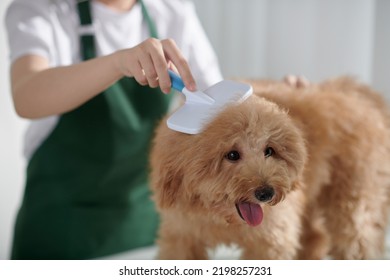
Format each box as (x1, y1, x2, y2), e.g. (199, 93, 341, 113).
(168, 69, 185, 92)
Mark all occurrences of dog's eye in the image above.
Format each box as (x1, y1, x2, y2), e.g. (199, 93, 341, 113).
(226, 150, 241, 162)
(264, 147, 275, 158)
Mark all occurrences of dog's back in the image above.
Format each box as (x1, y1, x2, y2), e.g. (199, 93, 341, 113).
(252, 77, 390, 259)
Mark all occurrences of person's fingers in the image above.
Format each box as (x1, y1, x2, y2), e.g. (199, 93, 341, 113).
(137, 41, 160, 88)
(297, 76, 310, 88)
(168, 61, 178, 74)
(283, 75, 310, 88)
(284, 75, 298, 87)
(116, 48, 147, 85)
(147, 39, 172, 94)
(122, 38, 195, 93)
(132, 61, 148, 86)
(139, 56, 159, 88)
(162, 39, 196, 91)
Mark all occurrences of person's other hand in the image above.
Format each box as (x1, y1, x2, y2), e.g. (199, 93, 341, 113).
(283, 75, 310, 88)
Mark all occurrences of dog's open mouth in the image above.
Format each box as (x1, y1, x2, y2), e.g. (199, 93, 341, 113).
(235, 202, 263, 227)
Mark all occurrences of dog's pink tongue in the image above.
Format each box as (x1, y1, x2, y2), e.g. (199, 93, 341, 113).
(238, 202, 263, 227)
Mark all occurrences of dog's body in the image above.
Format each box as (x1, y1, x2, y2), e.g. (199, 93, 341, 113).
(150, 78, 390, 259)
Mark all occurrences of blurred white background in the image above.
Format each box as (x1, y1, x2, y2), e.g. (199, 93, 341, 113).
(0, 0, 27, 260)
(1, 0, 389, 259)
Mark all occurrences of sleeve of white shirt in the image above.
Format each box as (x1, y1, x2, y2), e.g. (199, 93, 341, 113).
(5, 0, 54, 63)
(180, 2, 223, 90)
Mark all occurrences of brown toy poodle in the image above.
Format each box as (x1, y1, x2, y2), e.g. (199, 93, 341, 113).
(150, 77, 390, 259)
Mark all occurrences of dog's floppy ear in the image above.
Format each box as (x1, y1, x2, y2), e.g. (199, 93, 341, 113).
(149, 125, 186, 209)
(152, 169, 183, 209)
(150, 145, 184, 209)
(292, 179, 305, 191)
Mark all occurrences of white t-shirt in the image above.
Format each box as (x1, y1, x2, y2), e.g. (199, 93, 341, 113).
(5, 0, 222, 159)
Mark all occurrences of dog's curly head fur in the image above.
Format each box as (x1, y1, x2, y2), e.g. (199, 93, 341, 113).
(150, 95, 307, 226)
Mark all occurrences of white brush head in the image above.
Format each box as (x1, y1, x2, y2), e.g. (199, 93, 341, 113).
(167, 80, 253, 134)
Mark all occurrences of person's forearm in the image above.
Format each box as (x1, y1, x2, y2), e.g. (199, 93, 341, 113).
(12, 53, 122, 119)
(11, 38, 197, 119)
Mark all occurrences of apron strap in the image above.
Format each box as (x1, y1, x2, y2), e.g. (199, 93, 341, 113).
(139, 0, 158, 38)
(76, 0, 159, 61)
(76, 0, 95, 60)
(77, 0, 93, 25)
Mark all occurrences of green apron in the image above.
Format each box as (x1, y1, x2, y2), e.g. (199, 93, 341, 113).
(11, 0, 171, 259)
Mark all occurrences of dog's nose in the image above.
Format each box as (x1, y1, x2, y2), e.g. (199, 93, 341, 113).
(255, 185, 275, 202)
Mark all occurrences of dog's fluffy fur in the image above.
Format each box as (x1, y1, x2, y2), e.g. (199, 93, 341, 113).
(150, 77, 390, 259)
